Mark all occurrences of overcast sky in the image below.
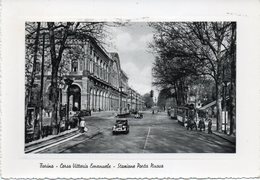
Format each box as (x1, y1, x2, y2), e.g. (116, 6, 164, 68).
(104, 22, 158, 97)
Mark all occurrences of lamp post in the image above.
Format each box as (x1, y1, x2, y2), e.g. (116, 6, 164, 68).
(64, 78, 73, 129)
(119, 86, 123, 115)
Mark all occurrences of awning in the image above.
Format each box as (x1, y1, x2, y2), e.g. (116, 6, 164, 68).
(199, 100, 217, 110)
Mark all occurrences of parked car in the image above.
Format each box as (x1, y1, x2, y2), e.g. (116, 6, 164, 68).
(112, 119, 129, 135)
(78, 109, 91, 117)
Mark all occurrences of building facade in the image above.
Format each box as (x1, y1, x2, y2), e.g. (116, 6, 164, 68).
(33, 37, 144, 115)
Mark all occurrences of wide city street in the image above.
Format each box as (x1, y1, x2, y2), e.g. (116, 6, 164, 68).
(38, 111, 235, 153)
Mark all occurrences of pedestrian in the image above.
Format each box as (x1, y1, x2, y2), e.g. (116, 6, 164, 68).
(80, 119, 85, 133)
(208, 118, 212, 134)
(198, 119, 205, 131)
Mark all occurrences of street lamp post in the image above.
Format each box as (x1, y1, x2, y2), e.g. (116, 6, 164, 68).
(64, 78, 73, 130)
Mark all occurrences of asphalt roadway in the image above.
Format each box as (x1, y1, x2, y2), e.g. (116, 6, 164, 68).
(38, 111, 235, 153)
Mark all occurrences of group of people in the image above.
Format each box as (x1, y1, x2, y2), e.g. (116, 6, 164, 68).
(188, 108, 213, 134)
(198, 118, 212, 134)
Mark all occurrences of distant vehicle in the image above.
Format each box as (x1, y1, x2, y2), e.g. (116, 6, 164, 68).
(78, 109, 91, 117)
(175, 105, 196, 126)
(112, 119, 129, 135)
(134, 112, 143, 119)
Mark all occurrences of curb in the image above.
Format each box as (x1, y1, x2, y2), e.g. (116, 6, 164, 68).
(176, 121, 236, 145)
(25, 129, 80, 153)
(213, 132, 236, 145)
(57, 128, 102, 153)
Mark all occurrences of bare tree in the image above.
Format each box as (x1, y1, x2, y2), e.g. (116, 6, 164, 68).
(25, 22, 107, 134)
(149, 22, 236, 132)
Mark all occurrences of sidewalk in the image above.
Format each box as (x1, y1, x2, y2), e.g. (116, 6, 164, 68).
(213, 131, 236, 145)
(91, 110, 116, 117)
(25, 125, 101, 153)
(173, 117, 236, 145)
(25, 128, 80, 153)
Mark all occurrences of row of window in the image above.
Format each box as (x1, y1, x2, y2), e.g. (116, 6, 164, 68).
(89, 45, 110, 82)
(70, 44, 126, 90)
(88, 59, 109, 82)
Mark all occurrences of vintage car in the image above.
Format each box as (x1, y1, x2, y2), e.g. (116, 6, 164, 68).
(134, 112, 143, 119)
(78, 109, 91, 117)
(112, 119, 129, 135)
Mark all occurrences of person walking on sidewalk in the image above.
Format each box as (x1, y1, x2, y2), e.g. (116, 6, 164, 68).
(208, 119, 212, 134)
(80, 119, 85, 133)
(198, 119, 205, 131)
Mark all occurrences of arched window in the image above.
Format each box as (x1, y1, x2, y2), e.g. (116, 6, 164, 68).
(90, 46, 93, 56)
(97, 57, 100, 77)
(72, 60, 78, 72)
(100, 60, 103, 79)
(106, 65, 109, 81)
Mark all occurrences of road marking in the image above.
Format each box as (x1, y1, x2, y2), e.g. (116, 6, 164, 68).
(143, 127, 151, 153)
(31, 133, 83, 153)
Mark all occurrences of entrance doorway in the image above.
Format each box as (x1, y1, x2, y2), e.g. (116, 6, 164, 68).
(68, 84, 81, 111)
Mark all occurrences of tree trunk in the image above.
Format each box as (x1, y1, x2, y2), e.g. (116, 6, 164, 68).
(47, 22, 68, 135)
(50, 66, 59, 135)
(48, 22, 60, 135)
(26, 22, 41, 128)
(174, 83, 180, 106)
(180, 80, 185, 105)
(27, 22, 41, 107)
(229, 22, 236, 135)
(215, 80, 222, 132)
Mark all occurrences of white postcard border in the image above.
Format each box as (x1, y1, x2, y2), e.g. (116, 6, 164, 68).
(1, 0, 260, 178)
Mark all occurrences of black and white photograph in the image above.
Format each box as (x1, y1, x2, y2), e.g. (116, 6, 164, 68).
(24, 22, 236, 153)
(2, 0, 260, 179)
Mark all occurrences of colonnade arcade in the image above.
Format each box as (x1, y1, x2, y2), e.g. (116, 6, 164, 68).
(44, 79, 142, 114)
(89, 88, 128, 112)
(89, 88, 116, 111)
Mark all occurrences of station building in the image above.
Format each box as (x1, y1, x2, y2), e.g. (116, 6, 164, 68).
(34, 37, 144, 115)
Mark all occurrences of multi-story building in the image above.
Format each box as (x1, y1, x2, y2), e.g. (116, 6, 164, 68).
(127, 88, 145, 111)
(33, 37, 144, 115)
